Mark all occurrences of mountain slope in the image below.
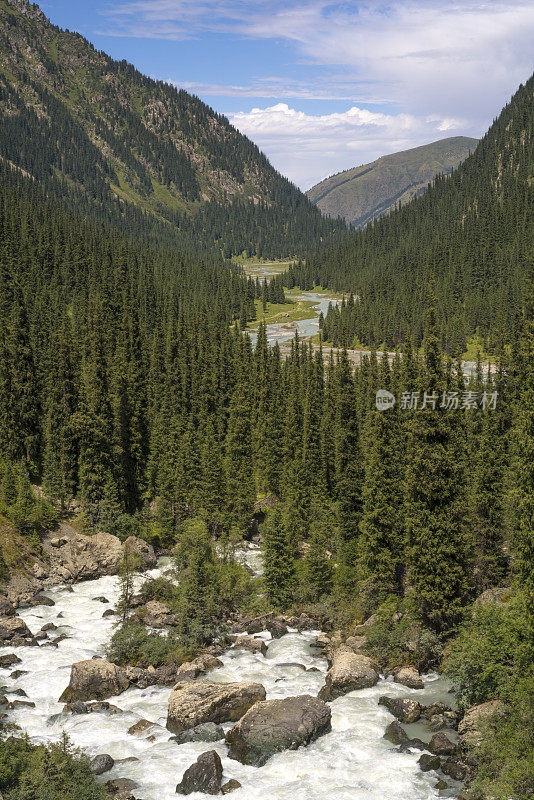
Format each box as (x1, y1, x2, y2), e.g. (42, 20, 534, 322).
(287, 77, 533, 354)
(307, 137, 478, 227)
(0, 0, 345, 257)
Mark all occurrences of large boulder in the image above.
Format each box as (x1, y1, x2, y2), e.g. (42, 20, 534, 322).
(458, 700, 501, 750)
(0, 617, 33, 642)
(428, 732, 457, 756)
(392, 666, 424, 690)
(318, 647, 379, 700)
(44, 526, 155, 583)
(174, 655, 223, 682)
(59, 659, 130, 703)
(226, 694, 331, 766)
(379, 696, 423, 723)
(233, 636, 267, 656)
(166, 680, 266, 734)
(90, 754, 115, 775)
(176, 750, 223, 796)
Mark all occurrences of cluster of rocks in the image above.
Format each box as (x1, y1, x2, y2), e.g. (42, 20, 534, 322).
(1, 529, 156, 609)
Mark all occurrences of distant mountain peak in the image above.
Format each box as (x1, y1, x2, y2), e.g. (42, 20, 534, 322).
(307, 136, 478, 228)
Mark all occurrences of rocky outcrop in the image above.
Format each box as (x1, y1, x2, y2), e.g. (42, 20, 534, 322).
(58, 659, 130, 703)
(318, 647, 379, 700)
(458, 700, 501, 749)
(43, 527, 155, 584)
(379, 696, 423, 723)
(392, 666, 424, 690)
(0, 597, 15, 616)
(226, 694, 332, 766)
(175, 750, 223, 795)
(166, 680, 266, 734)
(0, 617, 33, 643)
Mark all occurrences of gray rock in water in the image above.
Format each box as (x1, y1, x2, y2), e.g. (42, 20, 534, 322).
(10, 670, 28, 679)
(0, 654, 22, 668)
(0, 617, 33, 643)
(392, 666, 424, 690)
(105, 778, 139, 793)
(222, 778, 242, 794)
(175, 750, 223, 795)
(266, 620, 288, 639)
(233, 635, 267, 656)
(378, 696, 423, 723)
(418, 753, 441, 772)
(428, 732, 457, 756)
(383, 720, 409, 745)
(226, 694, 331, 766)
(171, 722, 225, 744)
(166, 680, 266, 735)
(441, 757, 469, 781)
(90, 754, 115, 775)
(319, 647, 379, 700)
(58, 659, 130, 703)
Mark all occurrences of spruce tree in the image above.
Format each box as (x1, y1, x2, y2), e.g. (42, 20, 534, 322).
(263, 507, 295, 610)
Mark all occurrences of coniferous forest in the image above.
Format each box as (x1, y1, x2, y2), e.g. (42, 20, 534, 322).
(0, 2, 532, 800)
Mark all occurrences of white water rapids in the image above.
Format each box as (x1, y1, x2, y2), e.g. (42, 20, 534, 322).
(0, 552, 458, 799)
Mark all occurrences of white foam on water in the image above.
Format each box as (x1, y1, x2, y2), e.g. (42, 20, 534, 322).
(0, 554, 451, 800)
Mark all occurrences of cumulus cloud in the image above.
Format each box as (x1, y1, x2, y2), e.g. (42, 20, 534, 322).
(228, 102, 468, 187)
(101, 1, 534, 186)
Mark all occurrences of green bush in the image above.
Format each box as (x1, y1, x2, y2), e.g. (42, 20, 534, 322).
(469, 676, 534, 800)
(140, 575, 180, 605)
(362, 599, 443, 670)
(0, 734, 106, 800)
(443, 596, 529, 710)
(107, 623, 191, 667)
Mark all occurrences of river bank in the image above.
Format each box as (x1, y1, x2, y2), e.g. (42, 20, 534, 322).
(0, 549, 470, 800)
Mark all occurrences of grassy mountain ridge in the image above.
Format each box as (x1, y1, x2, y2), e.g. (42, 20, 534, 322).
(0, 0, 345, 257)
(288, 76, 533, 354)
(307, 136, 478, 227)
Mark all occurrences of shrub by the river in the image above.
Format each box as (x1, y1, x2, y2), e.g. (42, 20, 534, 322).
(0, 734, 106, 800)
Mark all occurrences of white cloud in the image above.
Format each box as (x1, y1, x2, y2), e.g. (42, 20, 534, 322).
(229, 102, 468, 187)
(101, 1, 534, 187)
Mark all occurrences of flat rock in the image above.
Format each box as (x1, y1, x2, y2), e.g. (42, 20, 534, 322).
(176, 750, 222, 796)
(0, 654, 22, 668)
(233, 636, 268, 656)
(58, 659, 129, 703)
(171, 722, 225, 744)
(166, 680, 266, 734)
(226, 694, 331, 766)
(222, 778, 242, 794)
(379, 696, 423, 723)
(319, 647, 379, 700)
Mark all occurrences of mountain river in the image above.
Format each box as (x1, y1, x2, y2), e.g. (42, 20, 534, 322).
(0, 550, 459, 800)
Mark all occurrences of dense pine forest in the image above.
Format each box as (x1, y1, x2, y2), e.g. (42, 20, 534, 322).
(288, 75, 534, 356)
(0, 2, 532, 799)
(0, 0, 346, 258)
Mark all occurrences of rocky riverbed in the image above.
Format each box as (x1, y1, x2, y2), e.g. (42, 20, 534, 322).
(0, 550, 470, 800)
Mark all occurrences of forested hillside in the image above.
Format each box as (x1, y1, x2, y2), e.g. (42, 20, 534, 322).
(0, 0, 345, 257)
(289, 76, 534, 354)
(307, 137, 477, 227)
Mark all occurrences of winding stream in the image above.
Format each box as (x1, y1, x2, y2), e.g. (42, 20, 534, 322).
(0, 552, 458, 800)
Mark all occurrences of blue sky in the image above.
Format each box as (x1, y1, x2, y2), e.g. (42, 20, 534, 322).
(40, 1, 534, 188)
